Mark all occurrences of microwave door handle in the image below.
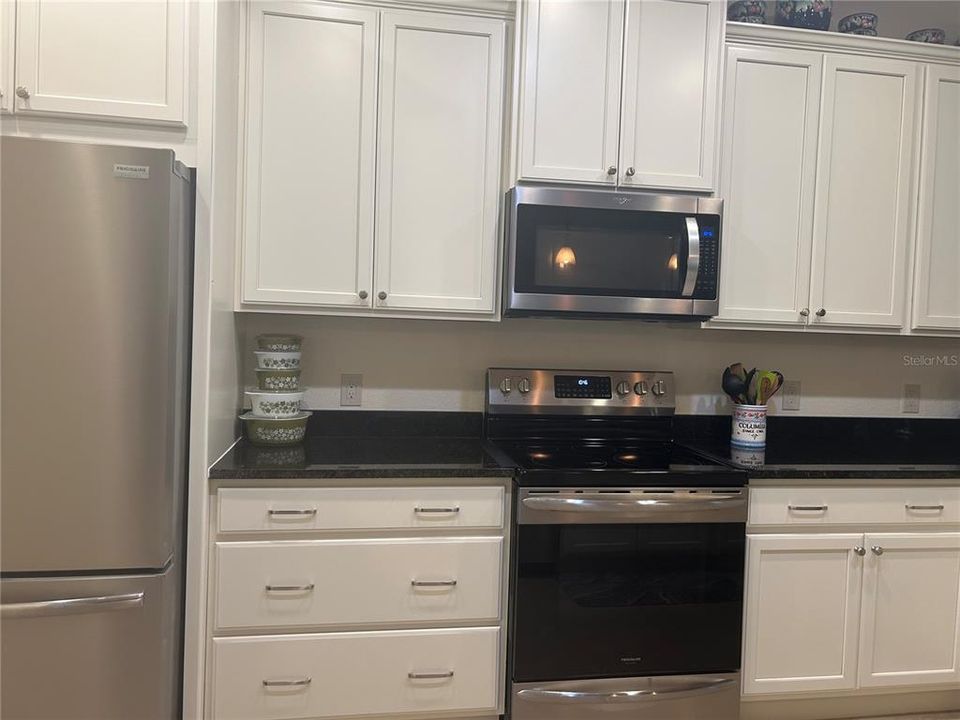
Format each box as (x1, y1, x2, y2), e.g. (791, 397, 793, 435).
(681, 217, 700, 297)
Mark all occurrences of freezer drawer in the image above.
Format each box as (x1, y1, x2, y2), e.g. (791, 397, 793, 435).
(1, 565, 182, 720)
(510, 673, 740, 720)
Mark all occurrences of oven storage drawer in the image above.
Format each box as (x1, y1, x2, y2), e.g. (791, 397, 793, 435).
(218, 486, 504, 533)
(211, 627, 500, 720)
(510, 673, 740, 720)
(749, 486, 960, 527)
(215, 537, 502, 630)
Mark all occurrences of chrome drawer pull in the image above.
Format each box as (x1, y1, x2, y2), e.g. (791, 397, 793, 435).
(262, 677, 312, 688)
(411, 579, 458, 587)
(517, 677, 734, 704)
(1, 592, 143, 619)
(268, 508, 317, 517)
(265, 584, 315, 593)
(905, 504, 944, 511)
(414, 506, 460, 514)
(788, 505, 827, 511)
(408, 670, 454, 680)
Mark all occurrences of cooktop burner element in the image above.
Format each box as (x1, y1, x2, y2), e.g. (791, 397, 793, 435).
(483, 368, 746, 488)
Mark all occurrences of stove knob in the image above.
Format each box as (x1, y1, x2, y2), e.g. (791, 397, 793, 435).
(651, 379, 666, 396)
(498, 377, 512, 395)
(616, 381, 631, 397)
(518, 377, 532, 394)
(634, 381, 648, 396)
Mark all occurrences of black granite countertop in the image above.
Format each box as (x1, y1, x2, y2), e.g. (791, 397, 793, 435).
(209, 411, 960, 482)
(678, 416, 960, 480)
(210, 412, 513, 480)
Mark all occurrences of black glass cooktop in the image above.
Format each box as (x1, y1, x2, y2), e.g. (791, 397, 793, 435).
(485, 439, 746, 487)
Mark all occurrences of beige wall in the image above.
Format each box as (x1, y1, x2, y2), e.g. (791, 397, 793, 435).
(755, 1, 960, 44)
(243, 314, 960, 418)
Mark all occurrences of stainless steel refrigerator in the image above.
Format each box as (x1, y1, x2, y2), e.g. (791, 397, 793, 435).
(1, 137, 193, 719)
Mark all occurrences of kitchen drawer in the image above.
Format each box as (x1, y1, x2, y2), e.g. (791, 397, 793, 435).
(749, 486, 960, 527)
(215, 537, 502, 630)
(218, 486, 504, 533)
(211, 627, 500, 720)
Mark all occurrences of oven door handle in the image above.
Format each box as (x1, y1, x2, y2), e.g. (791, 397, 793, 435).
(517, 677, 735, 704)
(521, 494, 744, 514)
(681, 216, 700, 297)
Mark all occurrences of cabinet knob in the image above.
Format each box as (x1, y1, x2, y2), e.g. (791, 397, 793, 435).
(871, 545, 884, 556)
(815, 308, 826, 317)
(625, 167, 636, 177)
(358, 290, 368, 300)
(854, 546, 866, 556)
(15, 86, 29, 99)
(377, 291, 387, 301)
(606, 166, 617, 175)
(799, 308, 810, 317)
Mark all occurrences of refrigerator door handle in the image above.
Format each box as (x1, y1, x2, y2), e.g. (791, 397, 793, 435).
(0, 591, 144, 619)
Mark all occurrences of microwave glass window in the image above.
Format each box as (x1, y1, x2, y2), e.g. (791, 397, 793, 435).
(516, 205, 690, 297)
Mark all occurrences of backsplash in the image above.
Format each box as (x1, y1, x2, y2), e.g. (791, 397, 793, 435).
(243, 315, 960, 417)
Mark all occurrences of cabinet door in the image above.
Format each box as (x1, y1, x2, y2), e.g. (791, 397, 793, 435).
(13, 0, 186, 123)
(859, 533, 960, 689)
(742, 534, 864, 695)
(0, 0, 13, 113)
(374, 11, 504, 314)
(517, 0, 623, 184)
(619, 0, 722, 191)
(241, 2, 377, 308)
(912, 65, 960, 332)
(809, 55, 919, 329)
(716, 46, 821, 325)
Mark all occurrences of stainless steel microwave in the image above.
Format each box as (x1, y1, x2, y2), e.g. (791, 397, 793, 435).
(503, 186, 722, 319)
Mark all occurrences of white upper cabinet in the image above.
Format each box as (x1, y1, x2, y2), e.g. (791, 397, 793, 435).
(13, 0, 187, 123)
(517, 0, 624, 184)
(912, 65, 960, 331)
(809, 55, 919, 329)
(619, 0, 722, 191)
(742, 534, 864, 695)
(241, 2, 378, 308)
(374, 11, 504, 314)
(0, 0, 13, 113)
(516, 0, 722, 190)
(717, 46, 821, 325)
(858, 533, 960, 689)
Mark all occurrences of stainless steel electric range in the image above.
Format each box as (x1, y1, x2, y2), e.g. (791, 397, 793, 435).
(483, 368, 747, 720)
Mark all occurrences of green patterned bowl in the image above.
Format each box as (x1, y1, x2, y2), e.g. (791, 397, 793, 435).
(246, 390, 304, 418)
(254, 351, 301, 370)
(256, 334, 303, 352)
(240, 411, 310, 446)
(255, 368, 301, 391)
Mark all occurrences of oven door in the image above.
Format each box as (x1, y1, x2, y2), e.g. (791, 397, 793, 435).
(504, 186, 720, 318)
(511, 488, 746, 684)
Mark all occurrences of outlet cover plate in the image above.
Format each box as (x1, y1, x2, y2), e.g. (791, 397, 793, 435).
(340, 373, 363, 407)
(781, 380, 801, 411)
(902, 383, 920, 413)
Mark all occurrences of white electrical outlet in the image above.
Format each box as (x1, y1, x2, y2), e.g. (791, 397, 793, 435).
(340, 373, 363, 407)
(902, 383, 921, 413)
(781, 380, 801, 411)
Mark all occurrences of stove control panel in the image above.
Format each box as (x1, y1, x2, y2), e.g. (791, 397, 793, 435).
(486, 368, 675, 415)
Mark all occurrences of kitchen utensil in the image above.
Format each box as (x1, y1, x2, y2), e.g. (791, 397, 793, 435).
(756, 370, 783, 405)
(254, 350, 301, 370)
(246, 390, 304, 418)
(255, 368, 301, 391)
(722, 366, 748, 404)
(240, 411, 311, 446)
(744, 368, 758, 404)
(256, 334, 303, 352)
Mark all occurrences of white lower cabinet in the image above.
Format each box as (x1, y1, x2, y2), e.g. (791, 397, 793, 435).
(744, 486, 960, 699)
(208, 482, 507, 719)
(743, 534, 863, 694)
(212, 627, 500, 720)
(858, 532, 960, 688)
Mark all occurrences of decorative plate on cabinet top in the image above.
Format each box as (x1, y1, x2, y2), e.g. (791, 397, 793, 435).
(905, 28, 945, 43)
(728, 0, 765, 23)
(838, 13, 877, 34)
(776, 0, 832, 31)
